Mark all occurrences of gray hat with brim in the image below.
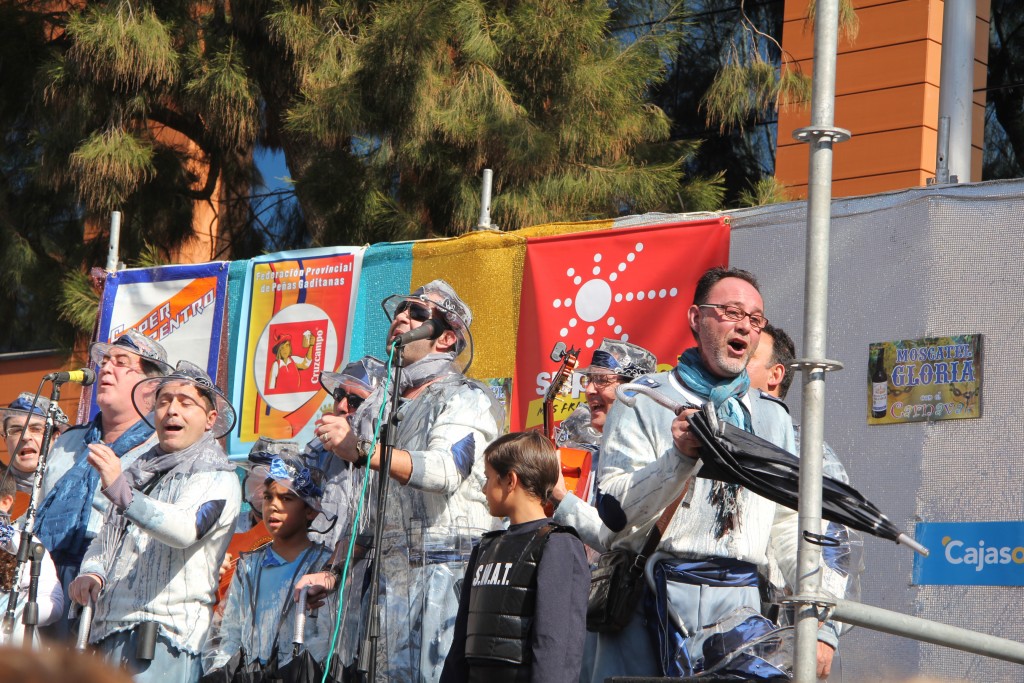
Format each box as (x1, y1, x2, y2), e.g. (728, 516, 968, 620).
(89, 329, 173, 375)
(320, 356, 386, 399)
(131, 360, 236, 438)
(382, 279, 474, 373)
(577, 338, 657, 379)
(2, 392, 69, 431)
(241, 438, 327, 514)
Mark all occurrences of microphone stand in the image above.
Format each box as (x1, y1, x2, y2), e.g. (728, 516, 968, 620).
(356, 342, 406, 683)
(2, 381, 63, 646)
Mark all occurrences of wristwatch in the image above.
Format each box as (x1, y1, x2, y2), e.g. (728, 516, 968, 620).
(353, 438, 373, 468)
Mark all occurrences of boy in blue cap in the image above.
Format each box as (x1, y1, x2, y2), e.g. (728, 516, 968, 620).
(203, 441, 335, 677)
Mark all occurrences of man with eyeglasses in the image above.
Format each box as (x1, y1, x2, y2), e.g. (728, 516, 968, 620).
(33, 329, 172, 639)
(549, 338, 657, 552)
(1, 393, 69, 494)
(296, 279, 503, 682)
(590, 267, 832, 680)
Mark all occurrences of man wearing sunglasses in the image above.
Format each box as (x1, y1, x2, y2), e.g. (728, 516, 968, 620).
(33, 329, 172, 639)
(298, 279, 503, 682)
(305, 355, 385, 549)
(590, 267, 833, 681)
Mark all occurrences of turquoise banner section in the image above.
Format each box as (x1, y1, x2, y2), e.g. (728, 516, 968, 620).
(348, 241, 414, 363)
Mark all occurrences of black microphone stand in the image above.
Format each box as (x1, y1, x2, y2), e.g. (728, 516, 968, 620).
(356, 342, 407, 683)
(2, 381, 63, 646)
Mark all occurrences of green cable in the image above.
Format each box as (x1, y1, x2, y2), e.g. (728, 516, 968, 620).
(320, 346, 396, 683)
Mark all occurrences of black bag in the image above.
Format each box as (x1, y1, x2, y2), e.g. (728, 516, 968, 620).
(586, 491, 686, 634)
(586, 548, 646, 633)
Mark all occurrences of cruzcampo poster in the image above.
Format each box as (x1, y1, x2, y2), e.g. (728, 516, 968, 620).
(867, 334, 983, 425)
(228, 247, 362, 458)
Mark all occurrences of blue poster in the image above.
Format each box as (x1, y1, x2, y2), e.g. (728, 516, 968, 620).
(913, 521, 1024, 586)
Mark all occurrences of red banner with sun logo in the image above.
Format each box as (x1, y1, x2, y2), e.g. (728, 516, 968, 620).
(510, 218, 730, 431)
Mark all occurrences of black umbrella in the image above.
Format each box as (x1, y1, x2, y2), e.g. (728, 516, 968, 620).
(274, 590, 327, 683)
(200, 590, 329, 683)
(616, 383, 929, 556)
(199, 649, 270, 683)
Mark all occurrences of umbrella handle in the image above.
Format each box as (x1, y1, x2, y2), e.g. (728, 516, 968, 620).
(76, 599, 93, 651)
(615, 383, 696, 415)
(897, 533, 930, 556)
(293, 586, 308, 653)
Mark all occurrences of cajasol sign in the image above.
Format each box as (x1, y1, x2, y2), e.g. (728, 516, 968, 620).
(913, 521, 1024, 586)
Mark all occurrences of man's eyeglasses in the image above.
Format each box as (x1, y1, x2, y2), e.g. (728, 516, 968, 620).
(5, 423, 44, 439)
(697, 304, 768, 332)
(582, 373, 621, 389)
(332, 390, 365, 411)
(394, 300, 451, 330)
(98, 353, 141, 371)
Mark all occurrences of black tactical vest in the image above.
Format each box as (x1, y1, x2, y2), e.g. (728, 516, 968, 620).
(464, 523, 575, 681)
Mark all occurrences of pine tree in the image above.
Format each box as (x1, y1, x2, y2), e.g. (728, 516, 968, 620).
(3, 0, 704, 349)
(262, 0, 696, 244)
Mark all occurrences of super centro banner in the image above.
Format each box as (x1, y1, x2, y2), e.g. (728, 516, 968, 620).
(227, 247, 362, 456)
(96, 261, 230, 386)
(914, 521, 1024, 586)
(511, 218, 730, 431)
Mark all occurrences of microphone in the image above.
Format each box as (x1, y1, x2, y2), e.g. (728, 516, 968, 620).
(390, 319, 443, 348)
(44, 368, 97, 386)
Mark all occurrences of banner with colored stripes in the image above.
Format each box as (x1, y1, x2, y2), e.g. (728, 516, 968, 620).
(95, 216, 729, 458)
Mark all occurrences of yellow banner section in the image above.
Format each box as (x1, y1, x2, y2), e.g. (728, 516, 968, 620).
(410, 231, 527, 381)
(408, 220, 617, 381)
(516, 218, 614, 239)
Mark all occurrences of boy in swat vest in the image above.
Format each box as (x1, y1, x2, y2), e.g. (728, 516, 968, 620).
(440, 432, 588, 683)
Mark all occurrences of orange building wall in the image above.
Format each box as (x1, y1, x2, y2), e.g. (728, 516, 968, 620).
(83, 122, 228, 265)
(776, 0, 990, 198)
(0, 351, 85, 465)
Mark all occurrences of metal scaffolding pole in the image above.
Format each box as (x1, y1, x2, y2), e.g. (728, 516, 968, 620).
(790, 0, 849, 678)
(937, 0, 976, 183)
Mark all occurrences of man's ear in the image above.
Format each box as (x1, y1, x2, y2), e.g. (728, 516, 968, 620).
(0, 493, 14, 515)
(769, 363, 787, 393)
(506, 470, 520, 493)
(205, 409, 219, 431)
(687, 304, 701, 339)
(435, 329, 459, 353)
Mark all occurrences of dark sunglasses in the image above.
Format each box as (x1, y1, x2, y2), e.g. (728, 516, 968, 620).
(394, 300, 451, 330)
(332, 390, 365, 411)
(394, 300, 434, 322)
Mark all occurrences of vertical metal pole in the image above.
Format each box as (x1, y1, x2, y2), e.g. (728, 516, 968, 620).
(934, 116, 952, 185)
(105, 211, 122, 272)
(937, 0, 975, 183)
(791, 0, 848, 679)
(476, 169, 495, 230)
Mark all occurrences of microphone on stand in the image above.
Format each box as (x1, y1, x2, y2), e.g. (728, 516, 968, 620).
(390, 319, 443, 348)
(43, 368, 97, 386)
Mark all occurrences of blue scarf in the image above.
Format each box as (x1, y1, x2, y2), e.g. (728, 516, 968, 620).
(673, 348, 752, 431)
(34, 415, 154, 565)
(674, 348, 751, 538)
